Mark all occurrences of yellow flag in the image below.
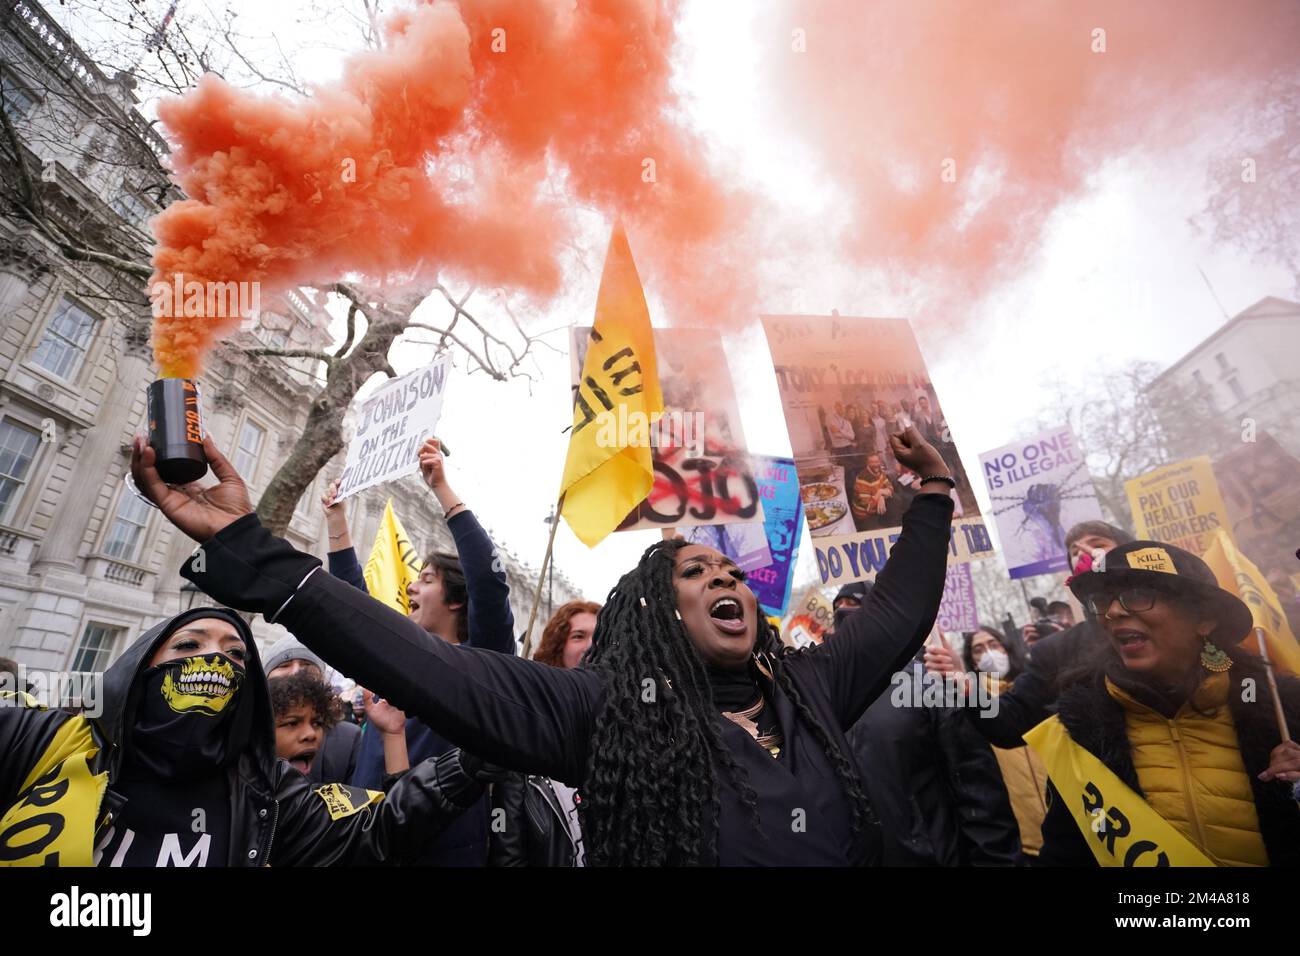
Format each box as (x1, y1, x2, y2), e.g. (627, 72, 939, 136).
(1202, 528, 1300, 676)
(363, 499, 421, 614)
(560, 222, 664, 547)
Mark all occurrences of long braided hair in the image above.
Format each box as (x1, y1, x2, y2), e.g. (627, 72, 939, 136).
(578, 537, 873, 865)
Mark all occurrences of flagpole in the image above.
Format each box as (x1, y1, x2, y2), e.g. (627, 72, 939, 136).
(522, 493, 565, 659)
(1254, 626, 1292, 743)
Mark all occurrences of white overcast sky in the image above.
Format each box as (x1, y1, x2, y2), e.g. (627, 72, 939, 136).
(57, 0, 1296, 603)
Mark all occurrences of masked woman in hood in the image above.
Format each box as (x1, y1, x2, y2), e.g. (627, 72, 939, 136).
(131, 428, 956, 866)
(0, 606, 492, 867)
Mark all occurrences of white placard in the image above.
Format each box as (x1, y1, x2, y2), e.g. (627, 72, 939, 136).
(337, 356, 452, 500)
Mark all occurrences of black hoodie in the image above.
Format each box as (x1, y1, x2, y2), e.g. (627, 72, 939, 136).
(0, 606, 483, 867)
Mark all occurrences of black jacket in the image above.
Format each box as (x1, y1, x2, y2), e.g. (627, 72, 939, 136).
(847, 660, 1020, 866)
(332, 509, 515, 867)
(310, 720, 362, 786)
(489, 774, 580, 867)
(965, 621, 1101, 748)
(0, 607, 482, 866)
(181, 493, 955, 865)
(1035, 654, 1300, 866)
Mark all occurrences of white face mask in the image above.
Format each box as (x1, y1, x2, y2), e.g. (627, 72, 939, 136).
(976, 648, 1010, 677)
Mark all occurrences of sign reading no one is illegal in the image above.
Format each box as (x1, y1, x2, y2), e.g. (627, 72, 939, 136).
(337, 355, 452, 500)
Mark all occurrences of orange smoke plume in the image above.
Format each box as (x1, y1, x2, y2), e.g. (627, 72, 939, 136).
(150, 0, 746, 377)
(761, 0, 1300, 319)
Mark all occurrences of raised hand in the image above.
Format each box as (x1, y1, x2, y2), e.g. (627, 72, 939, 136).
(361, 688, 408, 736)
(417, 437, 448, 492)
(320, 477, 352, 551)
(889, 425, 951, 480)
(320, 477, 344, 515)
(130, 434, 253, 543)
(923, 632, 963, 676)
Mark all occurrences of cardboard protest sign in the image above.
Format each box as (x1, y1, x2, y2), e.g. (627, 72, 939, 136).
(337, 355, 452, 499)
(1124, 456, 1229, 556)
(783, 584, 836, 647)
(936, 562, 979, 633)
(570, 326, 763, 531)
(979, 425, 1104, 578)
(761, 313, 993, 586)
(684, 455, 804, 618)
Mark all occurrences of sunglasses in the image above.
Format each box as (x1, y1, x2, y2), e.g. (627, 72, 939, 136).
(1085, 587, 1161, 616)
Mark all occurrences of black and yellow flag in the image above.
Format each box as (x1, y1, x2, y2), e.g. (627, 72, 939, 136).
(363, 499, 421, 614)
(560, 222, 664, 546)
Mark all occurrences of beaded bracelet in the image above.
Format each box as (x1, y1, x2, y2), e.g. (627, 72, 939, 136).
(919, 474, 957, 490)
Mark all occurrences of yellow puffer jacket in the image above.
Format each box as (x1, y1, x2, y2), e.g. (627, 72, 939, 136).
(991, 745, 1047, 856)
(1108, 673, 1268, 867)
(984, 676, 1047, 856)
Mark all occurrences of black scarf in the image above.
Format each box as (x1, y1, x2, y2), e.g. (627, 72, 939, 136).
(130, 653, 250, 779)
(707, 664, 762, 712)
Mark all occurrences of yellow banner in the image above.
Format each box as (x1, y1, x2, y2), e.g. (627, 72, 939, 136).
(560, 221, 664, 547)
(0, 712, 107, 867)
(363, 499, 421, 614)
(1025, 716, 1214, 866)
(1202, 528, 1300, 676)
(1124, 456, 1229, 557)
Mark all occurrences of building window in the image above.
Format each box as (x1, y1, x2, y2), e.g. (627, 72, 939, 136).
(1191, 370, 1216, 410)
(0, 419, 41, 524)
(1227, 377, 1247, 404)
(1215, 352, 1229, 371)
(265, 327, 290, 351)
(110, 191, 154, 226)
(1, 79, 36, 122)
(102, 489, 152, 562)
(31, 297, 98, 380)
(232, 420, 266, 483)
(70, 623, 123, 673)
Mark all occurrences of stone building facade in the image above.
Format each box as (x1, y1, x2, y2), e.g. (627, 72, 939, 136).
(0, 0, 577, 682)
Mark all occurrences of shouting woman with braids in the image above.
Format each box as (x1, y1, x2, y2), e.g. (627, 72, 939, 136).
(130, 426, 955, 865)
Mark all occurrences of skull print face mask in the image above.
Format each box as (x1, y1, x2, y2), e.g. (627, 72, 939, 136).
(131, 654, 247, 778)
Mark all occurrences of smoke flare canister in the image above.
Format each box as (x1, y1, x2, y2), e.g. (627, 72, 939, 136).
(147, 378, 208, 484)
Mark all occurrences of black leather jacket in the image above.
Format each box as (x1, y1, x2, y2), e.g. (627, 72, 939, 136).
(0, 607, 482, 866)
(847, 661, 1019, 866)
(489, 773, 580, 866)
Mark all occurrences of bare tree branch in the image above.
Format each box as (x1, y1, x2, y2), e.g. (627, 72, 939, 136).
(332, 301, 360, 358)
(243, 347, 336, 364)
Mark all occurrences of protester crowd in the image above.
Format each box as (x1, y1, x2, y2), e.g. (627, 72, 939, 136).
(2, 424, 1299, 868)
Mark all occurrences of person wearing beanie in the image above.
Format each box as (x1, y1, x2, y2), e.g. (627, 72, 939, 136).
(265, 638, 361, 786)
(263, 638, 327, 679)
(1032, 540, 1300, 866)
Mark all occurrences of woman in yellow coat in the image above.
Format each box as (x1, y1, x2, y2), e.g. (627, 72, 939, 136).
(1031, 540, 1300, 866)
